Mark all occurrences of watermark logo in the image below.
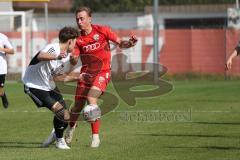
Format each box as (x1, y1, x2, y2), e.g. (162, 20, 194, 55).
(118, 109, 192, 123)
(53, 53, 173, 121)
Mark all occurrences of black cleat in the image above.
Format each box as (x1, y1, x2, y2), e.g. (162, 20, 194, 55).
(2, 93, 9, 109)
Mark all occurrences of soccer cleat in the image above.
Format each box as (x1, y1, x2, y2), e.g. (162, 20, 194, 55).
(91, 134, 100, 148)
(64, 126, 76, 145)
(42, 129, 56, 147)
(1, 93, 8, 109)
(56, 138, 70, 149)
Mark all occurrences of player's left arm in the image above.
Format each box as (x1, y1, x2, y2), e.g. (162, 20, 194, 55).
(104, 26, 138, 49)
(116, 36, 138, 49)
(53, 72, 80, 83)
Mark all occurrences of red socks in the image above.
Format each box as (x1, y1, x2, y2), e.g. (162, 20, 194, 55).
(91, 119, 100, 134)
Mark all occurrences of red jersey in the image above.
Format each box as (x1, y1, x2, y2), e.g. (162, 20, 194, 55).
(74, 24, 118, 75)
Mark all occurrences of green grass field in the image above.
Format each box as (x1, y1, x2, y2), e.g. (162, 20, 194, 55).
(1, 80, 240, 160)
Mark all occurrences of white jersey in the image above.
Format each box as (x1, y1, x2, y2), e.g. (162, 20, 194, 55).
(0, 33, 13, 74)
(22, 43, 70, 91)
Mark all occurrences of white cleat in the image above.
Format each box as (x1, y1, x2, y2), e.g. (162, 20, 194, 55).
(91, 134, 100, 148)
(42, 128, 56, 148)
(64, 126, 76, 145)
(56, 138, 70, 149)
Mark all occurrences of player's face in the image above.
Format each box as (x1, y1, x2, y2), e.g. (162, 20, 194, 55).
(67, 38, 77, 52)
(76, 11, 91, 30)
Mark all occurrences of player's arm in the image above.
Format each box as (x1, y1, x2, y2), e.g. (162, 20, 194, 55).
(0, 47, 14, 55)
(69, 43, 80, 65)
(226, 44, 240, 70)
(104, 26, 138, 49)
(53, 72, 80, 83)
(116, 36, 138, 49)
(37, 51, 65, 61)
(0, 38, 14, 55)
(70, 55, 78, 65)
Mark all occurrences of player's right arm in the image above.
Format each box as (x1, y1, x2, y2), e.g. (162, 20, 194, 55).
(37, 44, 66, 61)
(69, 41, 80, 65)
(226, 43, 240, 70)
(37, 52, 65, 61)
(0, 47, 14, 55)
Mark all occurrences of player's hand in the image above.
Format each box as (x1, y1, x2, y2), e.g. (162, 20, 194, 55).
(56, 52, 67, 60)
(129, 35, 138, 46)
(226, 58, 232, 70)
(79, 73, 93, 83)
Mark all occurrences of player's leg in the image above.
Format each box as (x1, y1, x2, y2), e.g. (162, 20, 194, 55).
(69, 99, 86, 128)
(70, 82, 89, 127)
(0, 74, 8, 108)
(65, 98, 86, 144)
(86, 72, 110, 148)
(49, 88, 70, 149)
(24, 86, 70, 149)
(65, 82, 88, 144)
(87, 86, 103, 148)
(42, 101, 70, 149)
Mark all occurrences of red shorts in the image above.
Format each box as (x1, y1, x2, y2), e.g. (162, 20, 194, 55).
(75, 71, 111, 100)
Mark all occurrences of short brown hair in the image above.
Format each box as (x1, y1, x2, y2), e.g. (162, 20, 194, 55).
(75, 6, 92, 17)
(59, 26, 79, 43)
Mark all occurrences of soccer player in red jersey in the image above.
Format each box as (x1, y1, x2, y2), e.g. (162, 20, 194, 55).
(65, 6, 138, 147)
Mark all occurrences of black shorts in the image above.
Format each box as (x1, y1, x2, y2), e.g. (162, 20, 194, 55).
(24, 86, 65, 110)
(0, 74, 6, 88)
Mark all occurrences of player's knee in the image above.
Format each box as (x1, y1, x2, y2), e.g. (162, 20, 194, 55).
(56, 108, 70, 122)
(83, 104, 101, 122)
(87, 87, 102, 102)
(52, 102, 70, 122)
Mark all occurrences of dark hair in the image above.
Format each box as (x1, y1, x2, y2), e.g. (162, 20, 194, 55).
(58, 26, 79, 43)
(75, 6, 92, 17)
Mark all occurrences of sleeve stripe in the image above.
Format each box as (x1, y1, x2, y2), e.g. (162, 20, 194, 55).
(47, 47, 55, 54)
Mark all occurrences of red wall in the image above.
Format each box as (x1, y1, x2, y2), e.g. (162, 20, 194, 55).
(4, 29, 240, 75)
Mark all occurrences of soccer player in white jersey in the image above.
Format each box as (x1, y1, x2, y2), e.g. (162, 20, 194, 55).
(22, 27, 79, 149)
(0, 33, 14, 108)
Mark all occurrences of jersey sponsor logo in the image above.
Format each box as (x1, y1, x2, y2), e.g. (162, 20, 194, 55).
(83, 42, 101, 52)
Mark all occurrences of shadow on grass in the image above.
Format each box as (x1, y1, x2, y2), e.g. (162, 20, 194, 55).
(0, 141, 42, 148)
(165, 146, 240, 150)
(137, 133, 240, 150)
(136, 133, 240, 138)
(193, 121, 240, 125)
